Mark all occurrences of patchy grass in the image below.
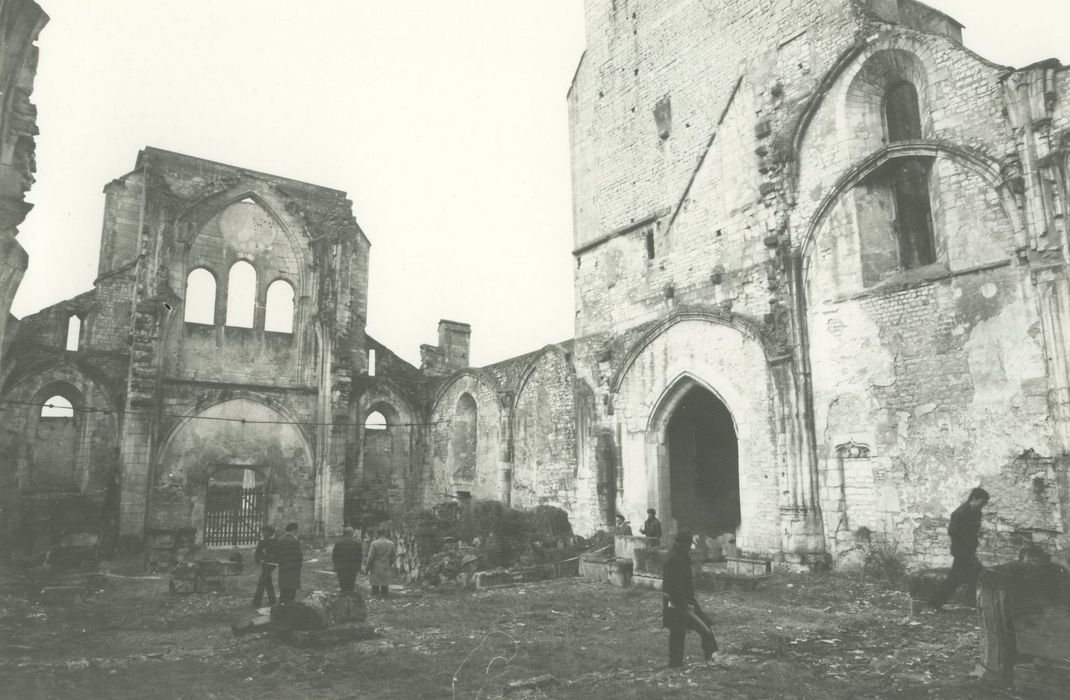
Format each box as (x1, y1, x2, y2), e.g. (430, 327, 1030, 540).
(0, 556, 1013, 699)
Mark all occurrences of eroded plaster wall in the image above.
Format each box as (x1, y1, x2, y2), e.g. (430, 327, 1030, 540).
(796, 30, 1065, 562)
(153, 398, 316, 539)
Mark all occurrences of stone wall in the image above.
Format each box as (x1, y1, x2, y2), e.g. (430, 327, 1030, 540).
(511, 347, 578, 511)
(561, 0, 1070, 562)
(0, 0, 46, 374)
(427, 372, 504, 504)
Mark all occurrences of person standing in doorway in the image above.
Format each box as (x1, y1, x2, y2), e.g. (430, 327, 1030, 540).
(365, 529, 395, 597)
(251, 525, 277, 608)
(274, 522, 303, 604)
(640, 508, 662, 540)
(332, 526, 363, 594)
(929, 487, 990, 610)
(662, 530, 718, 668)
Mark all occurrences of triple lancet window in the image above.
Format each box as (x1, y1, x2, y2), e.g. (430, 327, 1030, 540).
(183, 264, 295, 333)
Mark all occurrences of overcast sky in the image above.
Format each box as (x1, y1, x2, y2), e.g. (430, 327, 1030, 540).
(12, 1, 1067, 367)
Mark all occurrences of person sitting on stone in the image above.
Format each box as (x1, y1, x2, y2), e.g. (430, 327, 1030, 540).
(614, 513, 633, 536)
(640, 508, 662, 540)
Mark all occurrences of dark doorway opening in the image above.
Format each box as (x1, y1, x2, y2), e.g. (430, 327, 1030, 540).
(666, 386, 739, 538)
(204, 467, 266, 547)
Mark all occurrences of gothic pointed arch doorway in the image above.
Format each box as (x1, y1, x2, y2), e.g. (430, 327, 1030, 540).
(662, 383, 740, 537)
(648, 376, 740, 540)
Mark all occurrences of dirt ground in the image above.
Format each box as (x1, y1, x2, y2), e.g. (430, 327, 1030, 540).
(0, 551, 1014, 700)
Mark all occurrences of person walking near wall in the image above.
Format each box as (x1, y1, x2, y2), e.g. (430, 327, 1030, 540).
(332, 526, 363, 593)
(274, 522, 303, 604)
(640, 508, 662, 540)
(662, 530, 718, 668)
(365, 529, 395, 598)
(251, 525, 277, 608)
(928, 487, 990, 610)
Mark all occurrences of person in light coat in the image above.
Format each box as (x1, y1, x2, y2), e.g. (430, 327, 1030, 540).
(365, 529, 395, 597)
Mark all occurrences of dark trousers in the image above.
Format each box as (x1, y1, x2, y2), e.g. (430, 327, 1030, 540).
(252, 565, 275, 606)
(372, 585, 389, 597)
(668, 605, 718, 667)
(337, 571, 357, 593)
(929, 553, 982, 608)
(279, 587, 297, 604)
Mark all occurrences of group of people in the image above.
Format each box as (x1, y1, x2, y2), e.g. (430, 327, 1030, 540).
(614, 508, 663, 539)
(254, 489, 994, 668)
(645, 488, 994, 668)
(251, 523, 398, 608)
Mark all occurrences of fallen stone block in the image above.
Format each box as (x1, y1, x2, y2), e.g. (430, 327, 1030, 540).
(39, 586, 86, 605)
(473, 569, 515, 588)
(275, 623, 379, 648)
(607, 558, 633, 587)
(271, 591, 366, 631)
(1014, 660, 1070, 699)
(726, 556, 771, 577)
(632, 573, 662, 591)
(231, 610, 273, 637)
(579, 554, 612, 583)
(506, 674, 560, 692)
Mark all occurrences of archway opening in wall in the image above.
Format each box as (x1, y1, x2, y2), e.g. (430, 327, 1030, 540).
(204, 467, 266, 548)
(665, 385, 740, 538)
(451, 393, 478, 481)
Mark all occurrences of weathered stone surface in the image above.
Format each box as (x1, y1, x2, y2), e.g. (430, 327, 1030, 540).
(2, 0, 1068, 579)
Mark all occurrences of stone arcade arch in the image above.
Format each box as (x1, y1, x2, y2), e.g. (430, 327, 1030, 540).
(611, 316, 784, 554)
(654, 378, 740, 538)
(153, 398, 316, 544)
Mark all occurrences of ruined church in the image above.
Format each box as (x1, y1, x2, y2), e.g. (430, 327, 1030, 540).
(2, 0, 1069, 567)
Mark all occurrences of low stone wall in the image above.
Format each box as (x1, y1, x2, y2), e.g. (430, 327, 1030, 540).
(977, 559, 1070, 697)
(474, 559, 580, 589)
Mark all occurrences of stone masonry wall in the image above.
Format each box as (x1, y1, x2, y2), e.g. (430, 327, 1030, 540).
(795, 27, 1065, 562)
(427, 373, 503, 505)
(511, 347, 578, 512)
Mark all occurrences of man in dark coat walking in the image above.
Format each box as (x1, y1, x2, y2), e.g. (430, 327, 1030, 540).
(273, 522, 303, 604)
(929, 487, 990, 610)
(332, 526, 363, 593)
(640, 508, 662, 540)
(662, 530, 717, 667)
(251, 525, 277, 608)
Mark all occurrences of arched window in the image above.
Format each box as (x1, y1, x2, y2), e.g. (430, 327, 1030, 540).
(450, 393, 478, 480)
(365, 410, 387, 431)
(225, 261, 257, 328)
(184, 268, 217, 324)
(884, 82, 922, 142)
(264, 279, 295, 333)
(65, 316, 81, 351)
(41, 395, 74, 418)
(890, 158, 936, 268)
(368, 348, 377, 377)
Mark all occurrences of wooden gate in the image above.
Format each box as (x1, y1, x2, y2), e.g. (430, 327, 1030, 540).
(204, 484, 266, 548)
